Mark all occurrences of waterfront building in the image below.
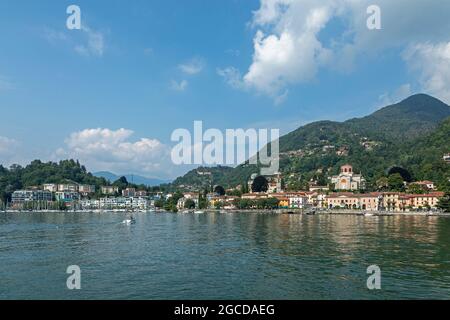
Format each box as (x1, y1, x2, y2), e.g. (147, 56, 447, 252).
(55, 191, 80, 202)
(177, 193, 200, 209)
(209, 195, 238, 209)
(101, 186, 119, 195)
(409, 192, 444, 209)
(269, 192, 309, 209)
(330, 164, 366, 191)
(11, 190, 53, 204)
(122, 188, 136, 197)
(380, 192, 401, 211)
(327, 192, 445, 211)
(135, 190, 148, 197)
(241, 193, 269, 200)
(78, 184, 96, 195)
(326, 193, 380, 211)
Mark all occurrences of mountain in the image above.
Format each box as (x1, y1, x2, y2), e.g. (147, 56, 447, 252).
(93, 171, 170, 186)
(171, 166, 234, 190)
(171, 94, 450, 191)
(280, 94, 450, 152)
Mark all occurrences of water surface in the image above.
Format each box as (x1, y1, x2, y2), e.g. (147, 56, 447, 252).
(1, 212, 450, 299)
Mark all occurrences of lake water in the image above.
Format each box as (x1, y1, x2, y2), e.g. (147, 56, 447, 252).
(1, 212, 450, 300)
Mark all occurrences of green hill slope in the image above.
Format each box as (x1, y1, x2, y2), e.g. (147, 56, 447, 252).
(171, 94, 450, 191)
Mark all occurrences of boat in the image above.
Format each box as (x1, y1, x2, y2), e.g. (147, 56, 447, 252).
(122, 217, 136, 225)
(305, 209, 316, 215)
(194, 210, 205, 214)
(364, 212, 374, 217)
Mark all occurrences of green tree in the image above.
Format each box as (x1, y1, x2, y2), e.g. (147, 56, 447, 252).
(251, 176, 268, 193)
(376, 177, 389, 191)
(184, 199, 196, 209)
(214, 185, 226, 196)
(437, 192, 450, 212)
(388, 173, 405, 191)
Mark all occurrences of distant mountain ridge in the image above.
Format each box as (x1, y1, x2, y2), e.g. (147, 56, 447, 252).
(93, 171, 170, 186)
(171, 94, 450, 190)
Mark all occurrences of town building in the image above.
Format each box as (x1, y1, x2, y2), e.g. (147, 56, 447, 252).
(11, 190, 53, 204)
(57, 184, 78, 192)
(327, 192, 445, 211)
(209, 195, 239, 209)
(330, 164, 366, 191)
(43, 184, 58, 192)
(268, 192, 310, 209)
(326, 193, 381, 211)
(177, 196, 199, 210)
(411, 181, 435, 191)
(135, 190, 148, 197)
(101, 186, 119, 195)
(55, 191, 80, 203)
(78, 184, 96, 195)
(122, 188, 136, 197)
(443, 153, 450, 163)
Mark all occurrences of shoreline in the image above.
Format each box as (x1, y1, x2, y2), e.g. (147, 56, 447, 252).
(1, 209, 449, 217)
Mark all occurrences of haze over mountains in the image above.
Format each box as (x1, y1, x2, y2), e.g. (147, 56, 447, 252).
(93, 171, 171, 186)
(172, 94, 450, 190)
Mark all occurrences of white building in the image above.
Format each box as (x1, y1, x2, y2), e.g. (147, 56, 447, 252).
(12, 190, 53, 204)
(43, 184, 58, 192)
(55, 191, 80, 202)
(101, 186, 119, 195)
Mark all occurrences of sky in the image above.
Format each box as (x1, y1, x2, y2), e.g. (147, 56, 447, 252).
(1, 0, 450, 180)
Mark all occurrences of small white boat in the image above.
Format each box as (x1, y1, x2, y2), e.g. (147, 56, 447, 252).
(122, 217, 136, 225)
(364, 212, 374, 217)
(194, 210, 205, 214)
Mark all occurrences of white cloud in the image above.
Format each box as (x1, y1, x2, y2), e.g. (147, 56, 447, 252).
(74, 26, 105, 57)
(217, 67, 244, 89)
(43, 24, 105, 57)
(178, 58, 205, 75)
(57, 128, 172, 177)
(170, 79, 188, 92)
(403, 42, 450, 104)
(221, 0, 450, 103)
(378, 83, 412, 107)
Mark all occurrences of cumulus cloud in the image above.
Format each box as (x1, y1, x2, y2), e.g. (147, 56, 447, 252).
(178, 57, 205, 75)
(403, 42, 450, 103)
(56, 128, 172, 177)
(221, 0, 450, 103)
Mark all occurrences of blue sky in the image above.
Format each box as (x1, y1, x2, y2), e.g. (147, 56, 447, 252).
(1, 0, 450, 179)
